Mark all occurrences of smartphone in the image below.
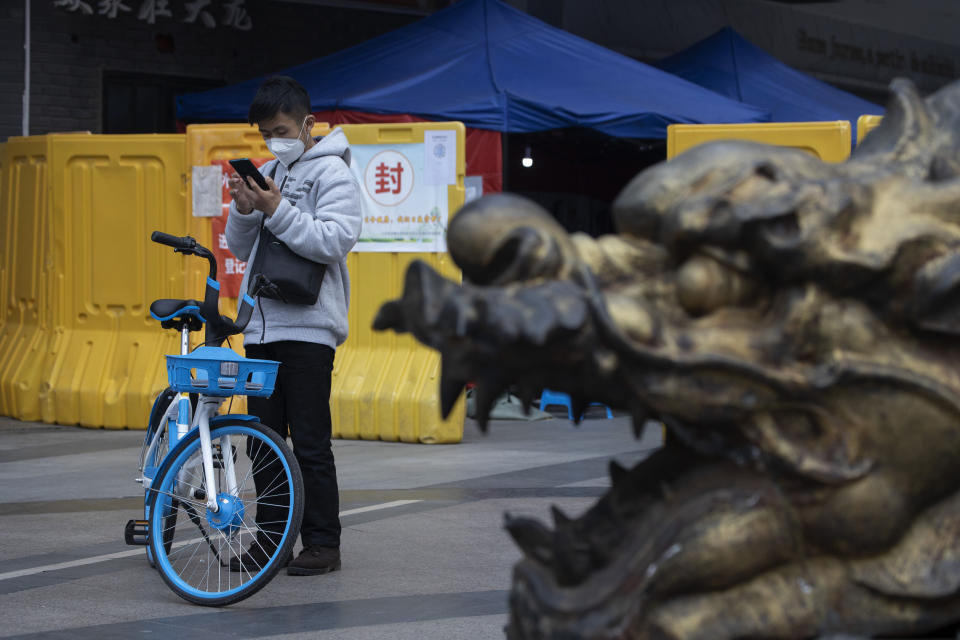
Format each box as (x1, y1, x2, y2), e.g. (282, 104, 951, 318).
(228, 158, 269, 190)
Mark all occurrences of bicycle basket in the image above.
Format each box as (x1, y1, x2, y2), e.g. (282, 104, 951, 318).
(166, 346, 279, 397)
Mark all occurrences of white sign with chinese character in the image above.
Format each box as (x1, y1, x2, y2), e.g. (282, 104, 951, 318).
(350, 143, 449, 253)
(364, 150, 414, 207)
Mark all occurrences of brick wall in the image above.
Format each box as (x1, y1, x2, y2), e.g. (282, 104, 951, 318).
(0, 4, 27, 139)
(1, 1, 419, 141)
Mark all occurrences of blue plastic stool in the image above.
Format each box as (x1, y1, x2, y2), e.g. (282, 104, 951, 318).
(539, 388, 613, 420)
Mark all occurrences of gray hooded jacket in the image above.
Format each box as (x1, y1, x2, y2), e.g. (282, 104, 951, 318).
(225, 127, 362, 348)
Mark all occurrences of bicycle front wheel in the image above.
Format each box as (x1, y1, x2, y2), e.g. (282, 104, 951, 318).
(147, 420, 304, 606)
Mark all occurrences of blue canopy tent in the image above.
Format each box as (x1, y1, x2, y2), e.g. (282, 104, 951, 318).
(178, 0, 771, 236)
(656, 27, 882, 138)
(177, 0, 769, 139)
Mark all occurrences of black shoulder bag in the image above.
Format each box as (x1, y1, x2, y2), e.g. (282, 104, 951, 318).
(247, 162, 326, 306)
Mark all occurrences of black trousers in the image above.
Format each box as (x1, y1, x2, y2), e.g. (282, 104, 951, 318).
(245, 341, 340, 548)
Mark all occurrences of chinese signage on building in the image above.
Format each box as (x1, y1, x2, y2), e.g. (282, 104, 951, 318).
(52, 0, 252, 30)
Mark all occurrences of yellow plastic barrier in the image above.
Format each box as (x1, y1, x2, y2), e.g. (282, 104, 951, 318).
(0, 136, 52, 423)
(667, 121, 852, 162)
(856, 115, 884, 146)
(338, 123, 466, 443)
(185, 122, 467, 443)
(0, 133, 205, 427)
(2, 123, 466, 441)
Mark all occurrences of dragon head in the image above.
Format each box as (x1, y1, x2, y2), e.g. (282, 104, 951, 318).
(375, 78, 960, 639)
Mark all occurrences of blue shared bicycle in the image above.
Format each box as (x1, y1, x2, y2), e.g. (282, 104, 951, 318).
(124, 231, 303, 606)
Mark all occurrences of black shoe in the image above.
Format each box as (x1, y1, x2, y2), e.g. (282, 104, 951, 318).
(229, 534, 290, 573)
(287, 545, 341, 576)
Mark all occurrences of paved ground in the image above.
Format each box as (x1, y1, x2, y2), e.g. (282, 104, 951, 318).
(0, 409, 661, 639)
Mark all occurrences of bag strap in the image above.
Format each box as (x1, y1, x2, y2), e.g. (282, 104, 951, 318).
(259, 157, 301, 231)
(269, 158, 298, 191)
(259, 162, 282, 234)
(250, 158, 302, 332)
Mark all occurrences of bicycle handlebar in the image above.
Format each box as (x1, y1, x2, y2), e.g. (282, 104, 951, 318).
(151, 231, 197, 251)
(151, 230, 253, 346)
(151, 230, 215, 277)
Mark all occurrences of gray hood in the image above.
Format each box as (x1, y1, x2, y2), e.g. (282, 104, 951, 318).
(303, 126, 351, 167)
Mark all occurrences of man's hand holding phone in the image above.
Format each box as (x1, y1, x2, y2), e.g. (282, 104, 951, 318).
(228, 173, 257, 214)
(228, 159, 283, 216)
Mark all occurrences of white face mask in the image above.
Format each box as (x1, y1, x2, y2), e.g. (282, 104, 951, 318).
(266, 116, 308, 167)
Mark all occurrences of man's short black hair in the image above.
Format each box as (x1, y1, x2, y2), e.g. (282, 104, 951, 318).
(248, 76, 311, 125)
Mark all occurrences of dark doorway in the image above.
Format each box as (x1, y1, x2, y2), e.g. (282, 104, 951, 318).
(504, 129, 665, 238)
(102, 72, 222, 134)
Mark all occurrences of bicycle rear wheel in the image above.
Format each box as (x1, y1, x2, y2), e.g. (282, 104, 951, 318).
(143, 388, 177, 568)
(147, 419, 303, 606)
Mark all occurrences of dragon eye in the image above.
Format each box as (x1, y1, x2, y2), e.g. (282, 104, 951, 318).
(676, 254, 756, 316)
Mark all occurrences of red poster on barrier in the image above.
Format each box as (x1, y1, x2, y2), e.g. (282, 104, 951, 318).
(210, 157, 270, 297)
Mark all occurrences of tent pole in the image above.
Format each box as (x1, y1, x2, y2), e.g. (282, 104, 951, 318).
(22, 0, 30, 136)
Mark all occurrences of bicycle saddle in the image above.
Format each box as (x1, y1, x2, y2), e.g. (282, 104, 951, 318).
(150, 299, 203, 321)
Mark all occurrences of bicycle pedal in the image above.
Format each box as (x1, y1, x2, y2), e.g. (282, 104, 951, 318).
(124, 519, 149, 546)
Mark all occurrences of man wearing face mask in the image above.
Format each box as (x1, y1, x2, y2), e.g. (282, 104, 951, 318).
(225, 75, 362, 576)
